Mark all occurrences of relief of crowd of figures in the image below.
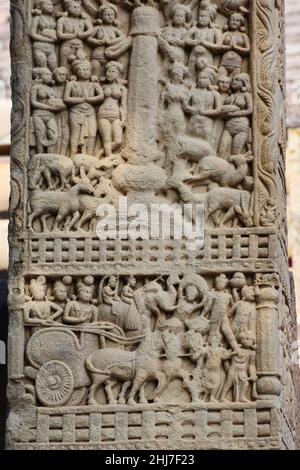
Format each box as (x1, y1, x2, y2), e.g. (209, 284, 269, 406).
(26, 0, 264, 233)
(22, 271, 276, 408)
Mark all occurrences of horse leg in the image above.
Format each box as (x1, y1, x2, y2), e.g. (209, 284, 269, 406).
(118, 381, 131, 405)
(153, 371, 168, 403)
(127, 369, 148, 405)
(87, 374, 108, 406)
(105, 379, 119, 405)
(139, 385, 148, 404)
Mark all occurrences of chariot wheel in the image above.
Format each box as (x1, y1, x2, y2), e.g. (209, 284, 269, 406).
(36, 360, 74, 407)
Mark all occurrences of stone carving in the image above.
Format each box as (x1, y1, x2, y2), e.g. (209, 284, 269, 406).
(7, 0, 297, 451)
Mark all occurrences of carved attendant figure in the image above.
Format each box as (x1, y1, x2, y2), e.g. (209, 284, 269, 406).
(57, 0, 94, 69)
(187, 2, 222, 66)
(88, 3, 127, 79)
(159, 4, 192, 64)
(31, 67, 62, 153)
(220, 332, 257, 402)
(97, 61, 127, 158)
(31, 0, 58, 71)
(24, 276, 63, 325)
(176, 283, 205, 323)
(219, 73, 253, 158)
(64, 59, 104, 156)
(52, 67, 70, 155)
(160, 62, 190, 138)
(187, 68, 221, 145)
(52, 276, 72, 312)
(212, 75, 231, 151)
(230, 285, 256, 341)
(203, 274, 239, 351)
(121, 275, 137, 305)
(222, 12, 250, 55)
(63, 276, 98, 324)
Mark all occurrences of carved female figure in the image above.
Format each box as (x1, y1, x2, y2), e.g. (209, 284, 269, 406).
(31, 0, 58, 71)
(222, 13, 250, 56)
(160, 62, 190, 137)
(64, 59, 104, 156)
(57, 0, 94, 69)
(31, 67, 63, 154)
(159, 4, 192, 64)
(219, 73, 253, 158)
(219, 12, 250, 77)
(52, 67, 70, 155)
(24, 276, 63, 325)
(186, 3, 222, 66)
(87, 3, 127, 79)
(63, 276, 98, 324)
(186, 68, 221, 145)
(97, 61, 127, 158)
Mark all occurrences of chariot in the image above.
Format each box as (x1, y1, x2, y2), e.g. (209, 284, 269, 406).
(25, 324, 144, 407)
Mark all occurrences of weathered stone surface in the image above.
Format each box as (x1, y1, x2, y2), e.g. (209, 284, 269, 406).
(6, 0, 297, 450)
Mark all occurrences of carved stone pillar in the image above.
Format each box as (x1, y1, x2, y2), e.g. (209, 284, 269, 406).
(6, 0, 297, 450)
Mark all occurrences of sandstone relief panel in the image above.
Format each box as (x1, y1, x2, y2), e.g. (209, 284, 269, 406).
(7, 0, 297, 450)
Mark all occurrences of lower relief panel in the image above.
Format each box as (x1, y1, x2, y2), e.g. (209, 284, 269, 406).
(6, 272, 296, 449)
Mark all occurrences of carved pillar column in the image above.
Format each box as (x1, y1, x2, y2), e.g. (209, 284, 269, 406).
(125, 6, 160, 164)
(255, 274, 282, 397)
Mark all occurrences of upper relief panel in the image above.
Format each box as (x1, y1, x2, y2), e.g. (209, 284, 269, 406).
(25, 0, 271, 235)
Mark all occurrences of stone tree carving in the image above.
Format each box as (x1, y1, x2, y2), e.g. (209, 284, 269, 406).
(7, 0, 297, 450)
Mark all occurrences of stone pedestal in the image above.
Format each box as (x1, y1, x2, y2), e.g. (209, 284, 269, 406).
(6, 0, 297, 450)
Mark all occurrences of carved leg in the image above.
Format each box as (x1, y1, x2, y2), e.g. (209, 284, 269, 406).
(127, 369, 148, 405)
(232, 132, 248, 155)
(42, 169, 53, 189)
(33, 49, 47, 68)
(87, 374, 108, 405)
(112, 120, 123, 152)
(139, 385, 148, 404)
(220, 206, 235, 227)
(153, 371, 168, 403)
(67, 211, 81, 232)
(105, 379, 119, 405)
(239, 380, 250, 403)
(41, 214, 50, 233)
(220, 372, 234, 402)
(119, 381, 131, 404)
(99, 119, 113, 158)
(48, 52, 58, 73)
(218, 129, 232, 160)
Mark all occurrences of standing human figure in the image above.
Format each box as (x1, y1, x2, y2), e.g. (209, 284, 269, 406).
(64, 59, 104, 156)
(31, 0, 58, 71)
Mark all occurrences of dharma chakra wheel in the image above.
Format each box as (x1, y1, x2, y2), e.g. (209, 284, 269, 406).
(35, 360, 74, 407)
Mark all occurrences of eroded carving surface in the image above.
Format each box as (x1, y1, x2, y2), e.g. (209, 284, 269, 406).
(7, 0, 297, 450)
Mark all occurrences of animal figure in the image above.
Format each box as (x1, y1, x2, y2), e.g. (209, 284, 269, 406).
(71, 153, 121, 187)
(29, 153, 74, 190)
(86, 331, 166, 405)
(184, 153, 253, 189)
(205, 188, 253, 227)
(133, 276, 180, 330)
(28, 183, 94, 232)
